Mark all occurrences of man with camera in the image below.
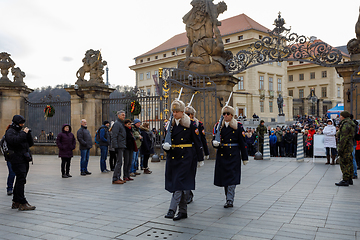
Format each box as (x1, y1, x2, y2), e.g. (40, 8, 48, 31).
(5, 115, 35, 211)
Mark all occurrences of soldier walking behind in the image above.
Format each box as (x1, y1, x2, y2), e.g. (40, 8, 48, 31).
(212, 105, 248, 208)
(163, 100, 203, 221)
(335, 111, 356, 186)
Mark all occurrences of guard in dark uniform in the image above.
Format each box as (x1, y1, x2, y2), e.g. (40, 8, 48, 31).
(163, 100, 203, 221)
(184, 106, 209, 204)
(212, 105, 248, 208)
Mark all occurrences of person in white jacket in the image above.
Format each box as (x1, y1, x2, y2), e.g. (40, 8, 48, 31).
(323, 119, 337, 165)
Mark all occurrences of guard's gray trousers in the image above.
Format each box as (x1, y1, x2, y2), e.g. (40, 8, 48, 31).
(169, 190, 188, 213)
(224, 185, 236, 203)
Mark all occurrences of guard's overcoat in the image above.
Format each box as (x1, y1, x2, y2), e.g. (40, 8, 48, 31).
(165, 114, 203, 193)
(213, 118, 248, 187)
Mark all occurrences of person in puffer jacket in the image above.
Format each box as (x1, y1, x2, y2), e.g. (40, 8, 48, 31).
(56, 124, 76, 178)
(323, 119, 337, 165)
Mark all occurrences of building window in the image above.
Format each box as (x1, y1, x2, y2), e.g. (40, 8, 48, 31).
(260, 101, 264, 112)
(310, 72, 315, 79)
(321, 87, 327, 98)
(225, 38, 230, 43)
(259, 35, 262, 39)
(181, 49, 185, 53)
(155, 107, 159, 119)
(299, 73, 304, 80)
(163, 54, 166, 57)
(323, 105, 328, 114)
(277, 78, 282, 91)
(299, 61, 304, 64)
(269, 77, 273, 91)
(155, 56, 158, 59)
(172, 51, 175, 56)
(269, 101, 273, 113)
(140, 59, 143, 63)
(238, 35, 243, 40)
(146, 72, 151, 79)
(154, 70, 158, 77)
(337, 86, 341, 98)
(147, 58, 150, 61)
(238, 76, 244, 90)
(139, 73, 144, 81)
(288, 62, 293, 65)
(147, 88, 151, 96)
(147, 107, 151, 117)
(289, 75, 293, 82)
(322, 71, 327, 78)
(289, 90, 293, 96)
(277, 62, 282, 66)
(259, 76, 264, 90)
(299, 89, 304, 98)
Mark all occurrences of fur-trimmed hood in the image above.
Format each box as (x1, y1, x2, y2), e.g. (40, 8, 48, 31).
(221, 118, 238, 130)
(172, 113, 191, 128)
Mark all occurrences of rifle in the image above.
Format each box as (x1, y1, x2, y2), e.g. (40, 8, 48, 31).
(214, 92, 233, 142)
(164, 87, 183, 146)
(187, 92, 196, 107)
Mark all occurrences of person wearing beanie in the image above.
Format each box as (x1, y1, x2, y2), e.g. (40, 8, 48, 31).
(335, 111, 356, 186)
(163, 100, 204, 221)
(98, 120, 110, 173)
(256, 119, 267, 154)
(212, 105, 248, 208)
(5, 115, 36, 211)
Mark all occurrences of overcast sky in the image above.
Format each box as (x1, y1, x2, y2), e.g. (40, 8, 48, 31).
(1, 0, 359, 89)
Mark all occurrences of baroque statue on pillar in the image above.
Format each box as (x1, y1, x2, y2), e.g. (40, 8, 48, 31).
(0, 52, 16, 82)
(178, 0, 232, 74)
(347, 7, 360, 56)
(0, 52, 26, 86)
(76, 49, 107, 85)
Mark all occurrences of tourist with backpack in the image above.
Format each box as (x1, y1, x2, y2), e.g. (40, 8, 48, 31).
(1, 125, 15, 196)
(97, 120, 110, 173)
(5, 115, 35, 211)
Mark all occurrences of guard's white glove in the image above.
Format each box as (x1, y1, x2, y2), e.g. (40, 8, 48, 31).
(204, 155, 210, 160)
(243, 160, 249, 166)
(212, 140, 220, 147)
(198, 161, 205, 167)
(162, 142, 171, 151)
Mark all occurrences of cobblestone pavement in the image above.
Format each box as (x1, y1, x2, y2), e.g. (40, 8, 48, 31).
(0, 155, 359, 240)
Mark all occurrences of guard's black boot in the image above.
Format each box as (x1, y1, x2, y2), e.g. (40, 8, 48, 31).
(164, 209, 175, 219)
(173, 212, 187, 221)
(335, 180, 349, 186)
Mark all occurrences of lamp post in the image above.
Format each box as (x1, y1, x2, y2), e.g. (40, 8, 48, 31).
(74, 84, 84, 98)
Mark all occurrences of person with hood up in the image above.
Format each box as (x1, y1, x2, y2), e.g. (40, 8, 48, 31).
(56, 124, 76, 178)
(140, 122, 154, 174)
(5, 115, 35, 211)
(323, 119, 337, 165)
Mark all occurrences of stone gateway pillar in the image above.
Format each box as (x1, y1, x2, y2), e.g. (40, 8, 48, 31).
(65, 85, 114, 155)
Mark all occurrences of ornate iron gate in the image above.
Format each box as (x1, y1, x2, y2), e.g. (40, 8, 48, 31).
(160, 68, 217, 134)
(24, 99, 71, 142)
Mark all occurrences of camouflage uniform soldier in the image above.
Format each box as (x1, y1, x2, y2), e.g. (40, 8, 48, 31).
(256, 120, 267, 154)
(335, 111, 356, 186)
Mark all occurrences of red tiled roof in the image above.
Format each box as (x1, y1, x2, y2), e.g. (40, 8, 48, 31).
(136, 13, 270, 58)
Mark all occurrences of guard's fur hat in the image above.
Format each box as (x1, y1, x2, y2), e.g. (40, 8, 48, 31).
(221, 105, 235, 116)
(185, 106, 196, 116)
(171, 100, 185, 112)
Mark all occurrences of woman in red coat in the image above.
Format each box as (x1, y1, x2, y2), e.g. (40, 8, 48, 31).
(56, 124, 76, 178)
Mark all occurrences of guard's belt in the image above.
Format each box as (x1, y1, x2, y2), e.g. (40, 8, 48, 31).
(221, 143, 239, 147)
(171, 144, 193, 148)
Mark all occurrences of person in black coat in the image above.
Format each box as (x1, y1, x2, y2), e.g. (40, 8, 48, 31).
(76, 119, 93, 175)
(123, 119, 136, 180)
(56, 124, 76, 178)
(212, 105, 249, 208)
(140, 122, 155, 174)
(163, 100, 203, 221)
(284, 129, 294, 157)
(5, 115, 35, 211)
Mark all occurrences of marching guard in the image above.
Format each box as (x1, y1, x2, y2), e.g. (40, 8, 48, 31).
(163, 100, 204, 220)
(184, 105, 210, 203)
(212, 105, 248, 208)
